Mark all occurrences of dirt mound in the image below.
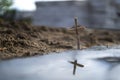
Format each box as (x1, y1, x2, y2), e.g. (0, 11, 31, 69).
(0, 20, 120, 60)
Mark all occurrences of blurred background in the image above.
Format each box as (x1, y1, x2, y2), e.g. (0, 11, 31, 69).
(1, 1, 120, 80)
(1, 0, 120, 28)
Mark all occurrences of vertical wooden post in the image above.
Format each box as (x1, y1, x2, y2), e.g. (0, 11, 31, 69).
(74, 17, 80, 50)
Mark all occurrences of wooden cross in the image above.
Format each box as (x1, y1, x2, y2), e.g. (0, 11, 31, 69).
(69, 60, 84, 75)
(74, 17, 80, 50)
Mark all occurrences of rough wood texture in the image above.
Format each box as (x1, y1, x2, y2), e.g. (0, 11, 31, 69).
(75, 17, 80, 50)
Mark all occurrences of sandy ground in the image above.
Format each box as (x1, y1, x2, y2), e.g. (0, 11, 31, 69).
(0, 20, 120, 60)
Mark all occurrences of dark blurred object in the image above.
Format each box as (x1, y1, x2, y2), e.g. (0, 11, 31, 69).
(0, 9, 17, 21)
(117, 12, 120, 17)
(18, 17, 32, 24)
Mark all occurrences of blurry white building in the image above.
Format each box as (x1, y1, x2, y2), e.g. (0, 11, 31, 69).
(89, 0, 120, 29)
(33, 1, 89, 27)
(17, 0, 120, 29)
